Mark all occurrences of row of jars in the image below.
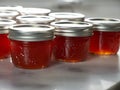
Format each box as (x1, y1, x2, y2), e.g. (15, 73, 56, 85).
(0, 6, 120, 69)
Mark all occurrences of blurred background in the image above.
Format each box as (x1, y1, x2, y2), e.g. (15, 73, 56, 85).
(0, 0, 120, 18)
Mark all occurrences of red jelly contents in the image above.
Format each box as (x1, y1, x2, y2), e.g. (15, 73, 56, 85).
(10, 40, 53, 69)
(89, 31, 120, 55)
(53, 35, 90, 62)
(0, 34, 10, 59)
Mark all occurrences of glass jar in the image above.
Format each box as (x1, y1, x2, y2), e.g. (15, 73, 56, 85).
(49, 12, 85, 21)
(86, 18, 120, 55)
(0, 19, 16, 59)
(51, 21, 93, 63)
(9, 24, 55, 69)
(20, 7, 51, 15)
(16, 15, 55, 24)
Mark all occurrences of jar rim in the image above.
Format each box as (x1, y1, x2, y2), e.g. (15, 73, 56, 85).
(85, 17, 120, 31)
(86, 17, 120, 25)
(51, 21, 93, 29)
(9, 24, 55, 41)
(0, 6, 23, 10)
(10, 24, 55, 32)
(49, 12, 85, 19)
(0, 19, 16, 34)
(51, 21, 93, 37)
(16, 15, 55, 23)
(0, 19, 16, 26)
(0, 10, 19, 17)
(20, 7, 51, 15)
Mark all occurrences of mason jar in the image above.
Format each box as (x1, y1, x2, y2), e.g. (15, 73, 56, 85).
(16, 15, 55, 24)
(86, 18, 120, 55)
(9, 24, 55, 69)
(49, 12, 85, 21)
(20, 7, 51, 15)
(0, 19, 16, 59)
(51, 21, 93, 63)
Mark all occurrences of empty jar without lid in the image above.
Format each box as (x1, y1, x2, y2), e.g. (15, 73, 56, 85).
(49, 12, 85, 21)
(86, 18, 120, 55)
(9, 24, 55, 69)
(16, 15, 55, 24)
(20, 7, 51, 15)
(0, 19, 16, 59)
(51, 21, 93, 63)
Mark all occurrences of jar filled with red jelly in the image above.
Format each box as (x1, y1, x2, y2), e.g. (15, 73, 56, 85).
(49, 12, 85, 21)
(86, 18, 120, 55)
(0, 19, 16, 59)
(16, 15, 55, 24)
(9, 24, 55, 69)
(51, 21, 93, 63)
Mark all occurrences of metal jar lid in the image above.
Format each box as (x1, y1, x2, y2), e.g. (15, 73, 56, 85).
(85, 17, 120, 32)
(16, 15, 55, 24)
(0, 19, 16, 34)
(0, 10, 19, 19)
(20, 7, 51, 15)
(49, 12, 85, 21)
(9, 24, 55, 41)
(51, 21, 93, 37)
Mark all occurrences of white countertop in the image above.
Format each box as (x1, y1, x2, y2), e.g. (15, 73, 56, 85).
(0, 51, 120, 90)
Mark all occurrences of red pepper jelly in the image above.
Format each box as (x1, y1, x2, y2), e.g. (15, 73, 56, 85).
(51, 21, 93, 63)
(86, 18, 120, 55)
(9, 24, 55, 69)
(0, 19, 16, 59)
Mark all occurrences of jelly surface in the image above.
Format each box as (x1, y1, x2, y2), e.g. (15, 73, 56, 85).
(0, 34, 10, 59)
(53, 36, 90, 62)
(10, 40, 53, 69)
(89, 31, 120, 55)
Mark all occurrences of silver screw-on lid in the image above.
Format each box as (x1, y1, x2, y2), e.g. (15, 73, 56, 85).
(16, 15, 55, 24)
(9, 24, 55, 41)
(49, 12, 85, 21)
(0, 19, 16, 34)
(51, 21, 93, 37)
(85, 17, 120, 31)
